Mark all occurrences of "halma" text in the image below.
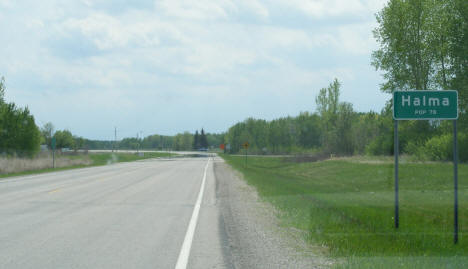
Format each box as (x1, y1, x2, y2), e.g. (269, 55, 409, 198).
(401, 95, 450, 107)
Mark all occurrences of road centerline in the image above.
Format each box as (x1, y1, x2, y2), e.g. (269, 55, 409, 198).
(48, 188, 61, 194)
(174, 158, 210, 269)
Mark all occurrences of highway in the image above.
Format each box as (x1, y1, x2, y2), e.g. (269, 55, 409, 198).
(0, 156, 229, 269)
(0, 155, 319, 268)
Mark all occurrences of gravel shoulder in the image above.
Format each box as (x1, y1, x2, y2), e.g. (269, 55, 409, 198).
(214, 158, 330, 268)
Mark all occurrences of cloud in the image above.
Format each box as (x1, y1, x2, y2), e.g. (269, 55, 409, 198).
(80, 0, 155, 14)
(336, 22, 378, 54)
(155, 0, 232, 21)
(239, 0, 270, 19)
(276, 0, 387, 19)
(61, 14, 133, 50)
(0, 0, 13, 8)
(0, 0, 388, 138)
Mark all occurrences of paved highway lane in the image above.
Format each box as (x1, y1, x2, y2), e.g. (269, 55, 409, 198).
(0, 156, 322, 269)
(0, 156, 228, 269)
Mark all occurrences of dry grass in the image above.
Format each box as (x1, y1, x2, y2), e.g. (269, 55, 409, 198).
(0, 154, 92, 174)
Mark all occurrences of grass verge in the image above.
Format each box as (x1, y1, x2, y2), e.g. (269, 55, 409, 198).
(0, 151, 176, 179)
(87, 152, 175, 165)
(220, 154, 468, 268)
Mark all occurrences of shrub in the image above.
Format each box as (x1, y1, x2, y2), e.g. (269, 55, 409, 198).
(404, 140, 430, 161)
(416, 132, 468, 163)
(365, 135, 393, 156)
(423, 134, 452, 161)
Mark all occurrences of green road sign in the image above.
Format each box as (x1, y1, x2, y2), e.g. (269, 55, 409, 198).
(393, 90, 458, 120)
(51, 137, 56, 150)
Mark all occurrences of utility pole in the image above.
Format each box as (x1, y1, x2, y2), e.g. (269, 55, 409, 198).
(137, 132, 139, 154)
(113, 127, 117, 152)
(139, 131, 143, 154)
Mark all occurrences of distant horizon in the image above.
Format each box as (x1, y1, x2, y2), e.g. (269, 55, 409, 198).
(78, 103, 392, 141)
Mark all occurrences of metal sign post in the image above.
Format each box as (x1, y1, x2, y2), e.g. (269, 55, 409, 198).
(393, 90, 459, 244)
(454, 120, 459, 244)
(394, 120, 399, 229)
(245, 148, 247, 167)
(51, 137, 56, 169)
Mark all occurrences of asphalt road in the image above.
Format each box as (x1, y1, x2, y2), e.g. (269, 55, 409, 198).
(0, 155, 322, 269)
(0, 156, 230, 269)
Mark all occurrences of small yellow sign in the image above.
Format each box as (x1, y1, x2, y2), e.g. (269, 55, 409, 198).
(242, 142, 250, 149)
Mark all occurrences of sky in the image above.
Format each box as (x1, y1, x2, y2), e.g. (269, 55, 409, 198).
(0, 0, 390, 140)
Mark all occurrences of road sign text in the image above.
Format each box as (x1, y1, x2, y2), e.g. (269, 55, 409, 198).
(393, 91, 458, 120)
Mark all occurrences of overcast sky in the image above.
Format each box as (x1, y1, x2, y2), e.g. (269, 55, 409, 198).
(0, 0, 389, 140)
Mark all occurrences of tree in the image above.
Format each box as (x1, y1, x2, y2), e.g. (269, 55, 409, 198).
(372, 0, 438, 92)
(41, 122, 55, 149)
(448, 0, 468, 119)
(54, 130, 75, 149)
(193, 130, 200, 150)
(295, 112, 321, 149)
(119, 138, 139, 149)
(200, 128, 208, 149)
(0, 76, 5, 104)
(0, 77, 41, 157)
(352, 112, 380, 154)
(74, 136, 84, 151)
(314, 79, 357, 155)
(0, 104, 41, 156)
(173, 132, 193, 151)
(315, 79, 341, 152)
(316, 78, 340, 116)
(206, 133, 225, 149)
(371, 0, 466, 94)
(336, 102, 355, 155)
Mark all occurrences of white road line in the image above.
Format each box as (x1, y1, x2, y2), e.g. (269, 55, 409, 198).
(174, 158, 211, 269)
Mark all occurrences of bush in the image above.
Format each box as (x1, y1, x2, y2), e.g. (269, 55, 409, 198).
(422, 134, 452, 161)
(404, 141, 430, 161)
(365, 135, 393, 156)
(415, 132, 468, 163)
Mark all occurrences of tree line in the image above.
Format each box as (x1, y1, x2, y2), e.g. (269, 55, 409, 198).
(224, 79, 389, 156)
(0, 76, 222, 155)
(224, 0, 468, 161)
(41, 127, 223, 152)
(111, 129, 221, 151)
(224, 78, 468, 161)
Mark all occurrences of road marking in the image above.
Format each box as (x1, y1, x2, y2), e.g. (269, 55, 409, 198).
(174, 158, 210, 269)
(48, 188, 61, 194)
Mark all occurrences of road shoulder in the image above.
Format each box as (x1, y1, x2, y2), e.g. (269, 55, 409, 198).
(214, 159, 330, 269)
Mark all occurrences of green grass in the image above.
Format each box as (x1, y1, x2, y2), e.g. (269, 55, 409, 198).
(0, 152, 176, 179)
(220, 154, 468, 268)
